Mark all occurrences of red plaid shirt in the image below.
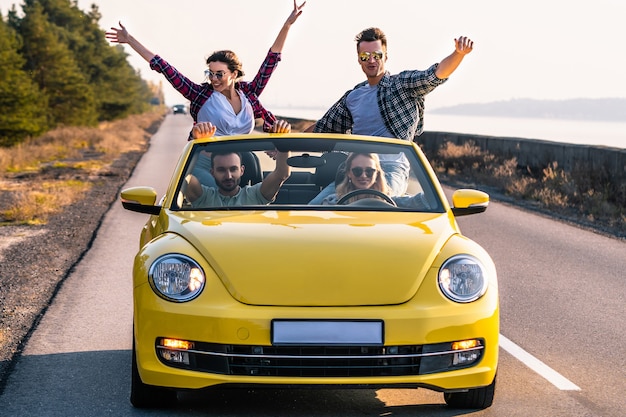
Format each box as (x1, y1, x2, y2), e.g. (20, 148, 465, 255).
(150, 49, 280, 134)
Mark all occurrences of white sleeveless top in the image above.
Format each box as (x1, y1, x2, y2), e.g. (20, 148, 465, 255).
(197, 90, 255, 136)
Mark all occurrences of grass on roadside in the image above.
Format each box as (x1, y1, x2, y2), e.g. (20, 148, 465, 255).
(430, 141, 626, 237)
(0, 110, 164, 173)
(0, 109, 166, 225)
(2, 180, 93, 225)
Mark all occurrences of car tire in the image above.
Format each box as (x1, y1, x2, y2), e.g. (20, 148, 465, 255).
(130, 337, 177, 408)
(443, 375, 496, 409)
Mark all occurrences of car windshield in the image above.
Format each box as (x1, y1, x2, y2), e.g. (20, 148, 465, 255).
(171, 136, 445, 212)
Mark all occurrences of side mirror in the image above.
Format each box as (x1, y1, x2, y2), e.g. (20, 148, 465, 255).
(120, 186, 161, 215)
(451, 189, 489, 216)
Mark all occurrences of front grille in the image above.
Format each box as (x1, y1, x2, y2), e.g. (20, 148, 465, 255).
(155, 341, 483, 377)
(226, 345, 421, 377)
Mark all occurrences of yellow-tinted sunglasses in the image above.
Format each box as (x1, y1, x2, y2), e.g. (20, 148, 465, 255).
(358, 50, 384, 62)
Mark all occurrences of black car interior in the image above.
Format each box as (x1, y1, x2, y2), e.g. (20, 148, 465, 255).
(175, 137, 442, 210)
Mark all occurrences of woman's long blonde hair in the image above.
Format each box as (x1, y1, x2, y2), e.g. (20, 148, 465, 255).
(336, 152, 389, 199)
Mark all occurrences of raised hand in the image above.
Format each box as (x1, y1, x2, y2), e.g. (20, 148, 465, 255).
(286, 0, 306, 26)
(454, 36, 474, 56)
(105, 22, 130, 44)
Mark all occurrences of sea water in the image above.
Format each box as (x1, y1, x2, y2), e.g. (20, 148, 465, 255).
(270, 106, 626, 150)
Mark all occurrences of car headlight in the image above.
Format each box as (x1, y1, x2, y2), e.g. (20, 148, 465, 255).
(438, 254, 488, 303)
(148, 254, 205, 302)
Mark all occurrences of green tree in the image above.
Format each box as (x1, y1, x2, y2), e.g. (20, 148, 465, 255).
(98, 46, 155, 119)
(2, 0, 157, 142)
(15, 0, 98, 127)
(0, 14, 47, 146)
(33, 0, 154, 120)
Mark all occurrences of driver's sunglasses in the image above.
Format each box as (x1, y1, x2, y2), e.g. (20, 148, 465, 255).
(204, 69, 227, 80)
(351, 167, 377, 178)
(358, 50, 384, 62)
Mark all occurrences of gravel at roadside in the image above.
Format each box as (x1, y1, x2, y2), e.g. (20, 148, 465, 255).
(0, 149, 145, 391)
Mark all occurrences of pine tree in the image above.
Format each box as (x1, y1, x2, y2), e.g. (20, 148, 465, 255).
(0, 14, 47, 146)
(2, 0, 157, 141)
(16, 0, 98, 127)
(35, 0, 154, 120)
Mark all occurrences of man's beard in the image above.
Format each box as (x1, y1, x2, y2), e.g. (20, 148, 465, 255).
(217, 177, 241, 193)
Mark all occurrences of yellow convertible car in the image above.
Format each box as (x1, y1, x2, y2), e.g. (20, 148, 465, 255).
(121, 133, 498, 409)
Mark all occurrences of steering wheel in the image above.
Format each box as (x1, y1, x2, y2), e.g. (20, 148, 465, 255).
(336, 189, 397, 206)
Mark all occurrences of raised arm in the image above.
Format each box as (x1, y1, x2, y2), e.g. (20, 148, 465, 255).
(105, 22, 156, 62)
(270, 1, 306, 53)
(183, 174, 203, 203)
(435, 36, 474, 80)
(260, 151, 291, 201)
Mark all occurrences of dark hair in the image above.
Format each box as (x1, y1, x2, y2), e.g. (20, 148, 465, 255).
(210, 151, 242, 166)
(206, 50, 245, 78)
(354, 27, 387, 52)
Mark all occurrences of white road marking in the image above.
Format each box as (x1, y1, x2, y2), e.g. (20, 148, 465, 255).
(499, 334, 581, 391)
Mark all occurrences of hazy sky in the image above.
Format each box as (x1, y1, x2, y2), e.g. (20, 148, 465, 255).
(2, 0, 625, 111)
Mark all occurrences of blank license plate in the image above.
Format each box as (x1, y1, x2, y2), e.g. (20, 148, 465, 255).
(271, 320, 383, 345)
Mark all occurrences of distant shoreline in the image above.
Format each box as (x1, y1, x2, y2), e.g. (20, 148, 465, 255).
(431, 98, 626, 123)
(271, 98, 626, 124)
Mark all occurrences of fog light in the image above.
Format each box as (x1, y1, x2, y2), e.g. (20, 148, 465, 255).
(159, 349, 190, 365)
(451, 339, 482, 366)
(453, 350, 480, 365)
(158, 338, 194, 365)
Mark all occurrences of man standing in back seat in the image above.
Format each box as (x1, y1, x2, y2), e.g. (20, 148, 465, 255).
(306, 27, 474, 204)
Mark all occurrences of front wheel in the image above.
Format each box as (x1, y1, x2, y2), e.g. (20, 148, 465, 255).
(443, 375, 496, 409)
(130, 337, 177, 408)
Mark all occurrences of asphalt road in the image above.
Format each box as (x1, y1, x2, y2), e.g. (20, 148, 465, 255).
(0, 114, 624, 416)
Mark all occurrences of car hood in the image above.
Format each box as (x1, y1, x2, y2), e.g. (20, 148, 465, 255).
(169, 210, 457, 306)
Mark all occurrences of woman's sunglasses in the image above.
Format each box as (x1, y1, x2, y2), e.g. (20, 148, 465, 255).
(204, 70, 227, 80)
(358, 51, 384, 62)
(351, 167, 377, 178)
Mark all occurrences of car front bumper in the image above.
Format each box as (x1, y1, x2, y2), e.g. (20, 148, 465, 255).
(133, 281, 499, 392)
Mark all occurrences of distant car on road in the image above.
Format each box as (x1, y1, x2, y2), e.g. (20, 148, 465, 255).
(121, 132, 499, 410)
(172, 104, 187, 115)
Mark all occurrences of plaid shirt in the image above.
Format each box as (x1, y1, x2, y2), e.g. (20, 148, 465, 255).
(150, 49, 280, 133)
(313, 63, 446, 141)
